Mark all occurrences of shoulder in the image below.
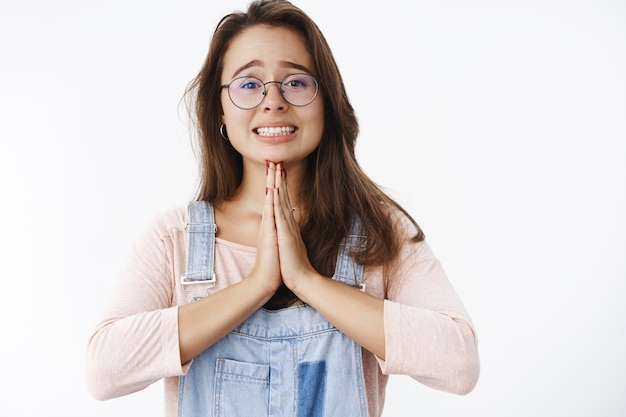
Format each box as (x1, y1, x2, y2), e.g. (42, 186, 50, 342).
(150, 204, 189, 236)
(382, 205, 441, 268)
(386, 205, 424, 242)
(133, 203, 189, 247)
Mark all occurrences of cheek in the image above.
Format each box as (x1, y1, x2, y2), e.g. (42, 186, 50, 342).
(221, 105, 248, 130)
(220, 97, 232, 124)
(310, 103, 325, 137)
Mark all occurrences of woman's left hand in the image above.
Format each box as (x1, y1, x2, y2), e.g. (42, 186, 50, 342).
(269, 162, 318, 292)
(268, 161, 386, 359)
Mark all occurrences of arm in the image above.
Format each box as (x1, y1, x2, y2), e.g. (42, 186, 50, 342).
(85, 213, 184, 400)
(292, 272, 386, 359)
(86, 196, 283, 400)
(178, 271, 277, 364)
(179, 176, 283, 363)
(289, 237, 479, 394)
(380, 238, 480, 394)
(285, 240, 479, 395)
(272, 160, 479, 394)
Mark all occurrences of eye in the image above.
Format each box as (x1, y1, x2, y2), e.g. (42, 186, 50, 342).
(234, 77, 263, 90)
(283, 74, 314, 89)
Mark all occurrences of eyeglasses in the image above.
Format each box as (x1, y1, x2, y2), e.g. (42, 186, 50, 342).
(220, 73, 320, 110)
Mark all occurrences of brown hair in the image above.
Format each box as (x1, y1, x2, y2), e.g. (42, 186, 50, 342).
(184, 0, 424, 307)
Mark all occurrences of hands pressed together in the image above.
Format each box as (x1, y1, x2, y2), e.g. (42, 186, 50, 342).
(179, 161, 385, 364)
(250, 160, 317, 299)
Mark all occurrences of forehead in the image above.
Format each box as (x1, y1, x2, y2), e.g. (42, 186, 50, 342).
(222, 25, 314, 79)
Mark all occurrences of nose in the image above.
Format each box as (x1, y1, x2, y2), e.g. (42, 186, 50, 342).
(262, 81, 287, 110)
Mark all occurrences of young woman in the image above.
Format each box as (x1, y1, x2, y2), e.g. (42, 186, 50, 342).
(86, 1, 480, 416)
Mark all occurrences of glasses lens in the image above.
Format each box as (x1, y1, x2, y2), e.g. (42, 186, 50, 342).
(228, 76, 264, 109)
(281, 74, 318, 106)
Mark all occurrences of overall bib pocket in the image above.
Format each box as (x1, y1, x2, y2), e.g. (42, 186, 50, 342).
(214, 358, 270, 417)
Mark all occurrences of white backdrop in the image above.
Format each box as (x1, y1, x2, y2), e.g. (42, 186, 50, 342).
(1, 0, 625, 416)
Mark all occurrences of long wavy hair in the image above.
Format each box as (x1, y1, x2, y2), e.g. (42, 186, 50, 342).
(184, 0, 424, 307)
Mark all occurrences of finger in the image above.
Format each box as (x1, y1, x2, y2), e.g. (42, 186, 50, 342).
(272, 180, 286, 223)
(272, 163, 289, 224)
(275, 162, 294, 214)
(266, 160, 276, 191)
(253, 180, 283, 293)
(259, 180, 277, 256)
(262, 178, 276, 229)
(273, 184, 298, 241)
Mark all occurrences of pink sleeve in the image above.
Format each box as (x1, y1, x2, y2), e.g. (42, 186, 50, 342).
(376, 233, 480, 394)
(85, 212, 187, 400)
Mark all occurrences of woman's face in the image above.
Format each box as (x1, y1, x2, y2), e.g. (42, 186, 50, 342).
(220, 25, 324, 168)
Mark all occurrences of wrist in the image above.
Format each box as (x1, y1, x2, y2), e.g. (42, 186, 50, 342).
(244, 271, 280, 304)
(289, 270, 322, 305)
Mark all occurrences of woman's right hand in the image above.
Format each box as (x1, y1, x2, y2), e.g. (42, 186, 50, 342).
(247, 161, 282, 296)
(178, 162, 282, 363)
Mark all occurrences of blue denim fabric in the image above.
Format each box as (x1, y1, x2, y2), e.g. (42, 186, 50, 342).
(178, 201, 369, 417)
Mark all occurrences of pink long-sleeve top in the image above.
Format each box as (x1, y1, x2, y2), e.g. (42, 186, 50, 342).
(86, 204, 479, 417)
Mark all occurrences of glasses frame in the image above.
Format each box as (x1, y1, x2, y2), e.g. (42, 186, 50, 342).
(220, 73, 321, 110)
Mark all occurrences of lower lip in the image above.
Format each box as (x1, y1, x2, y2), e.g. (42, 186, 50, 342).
(255, 131, 297, 144)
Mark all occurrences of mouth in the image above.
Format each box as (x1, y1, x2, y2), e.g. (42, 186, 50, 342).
(255, 126, 297, 137)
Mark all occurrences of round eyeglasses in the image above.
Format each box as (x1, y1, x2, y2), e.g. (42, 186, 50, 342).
(220, 73, 320, 110)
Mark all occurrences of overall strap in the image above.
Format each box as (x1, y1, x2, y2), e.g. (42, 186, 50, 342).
(333, 216, 368, 291)
(182, 201, 217, 285)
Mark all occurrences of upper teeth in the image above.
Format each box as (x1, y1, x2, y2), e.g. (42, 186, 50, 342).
(256, 126, 295, 136)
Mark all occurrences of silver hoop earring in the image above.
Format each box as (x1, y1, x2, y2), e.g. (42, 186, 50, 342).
(219, 123, 229, 141)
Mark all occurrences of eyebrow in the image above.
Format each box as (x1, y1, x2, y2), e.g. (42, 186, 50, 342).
(231, 60, 262, 78)
(231, 60, 315, 78)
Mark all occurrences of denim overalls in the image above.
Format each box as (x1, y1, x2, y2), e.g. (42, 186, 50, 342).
(178, 201, 369, 417)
